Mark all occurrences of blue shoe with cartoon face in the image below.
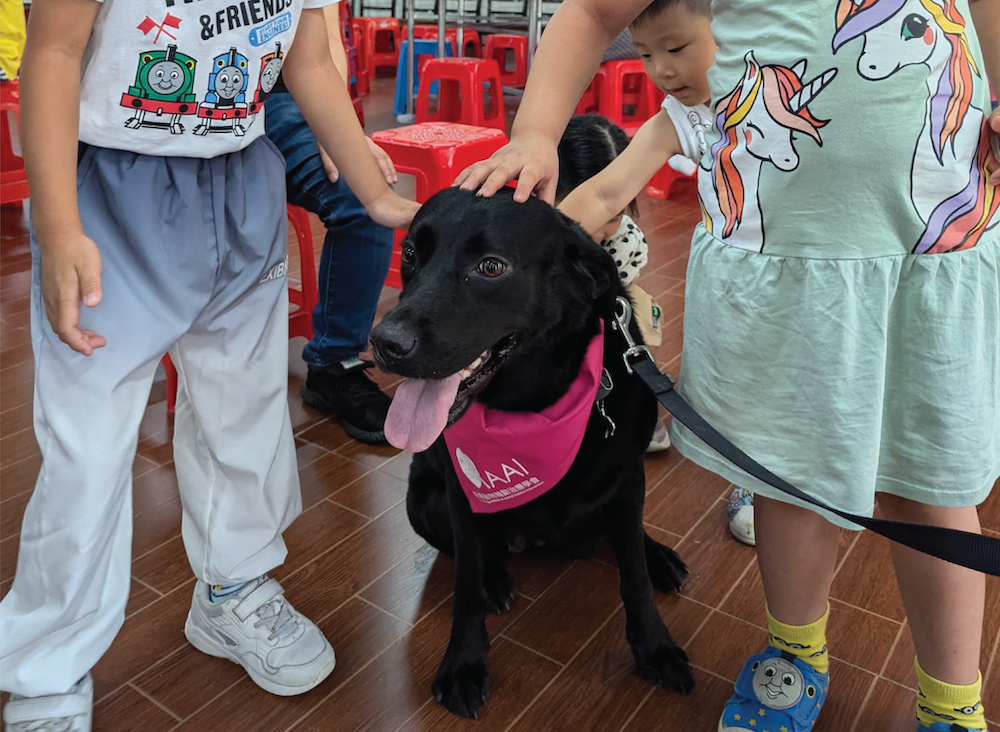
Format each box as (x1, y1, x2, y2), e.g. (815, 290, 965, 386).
(718, 646, 829, 731)
(918, 723, 985, 731)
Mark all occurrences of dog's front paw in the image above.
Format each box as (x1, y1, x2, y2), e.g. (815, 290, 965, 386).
(483, 564, 514, 614)
(633, 633, 695, 694)
(432, 653, 492, 719)
(644, 535, 689, 594)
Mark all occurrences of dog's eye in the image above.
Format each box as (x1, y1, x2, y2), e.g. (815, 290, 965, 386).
(401, 246, 416, 265)
(478, 258, 506, 278)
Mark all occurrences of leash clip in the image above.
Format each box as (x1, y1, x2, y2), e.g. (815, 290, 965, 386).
(613, 296, 655, 375)
(596, 399, 616, 438)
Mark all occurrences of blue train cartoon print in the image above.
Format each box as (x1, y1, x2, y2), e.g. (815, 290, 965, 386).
(194, 47, 251, 137)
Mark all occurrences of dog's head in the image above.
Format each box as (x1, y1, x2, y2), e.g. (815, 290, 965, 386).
(370, 187, 620, 452)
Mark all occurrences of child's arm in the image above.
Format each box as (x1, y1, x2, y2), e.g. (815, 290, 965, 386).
(282, 8, 418, 228)
(969, 0, 1000, 183)
(454, 0, 651, 203)
(559, 111, 682, 236)
(20, 0, 106, 356)
(315, 6, 398, 186)
(323, 4, 351, 80)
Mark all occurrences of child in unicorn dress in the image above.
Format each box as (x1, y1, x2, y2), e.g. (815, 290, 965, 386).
(458, 0, 999, 728)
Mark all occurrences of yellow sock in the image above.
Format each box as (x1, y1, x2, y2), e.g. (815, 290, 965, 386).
(765, 604, 830, 675)
(915, 659, 986, 730)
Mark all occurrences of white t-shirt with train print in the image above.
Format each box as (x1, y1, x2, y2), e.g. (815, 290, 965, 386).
(80, 0, 337, 158)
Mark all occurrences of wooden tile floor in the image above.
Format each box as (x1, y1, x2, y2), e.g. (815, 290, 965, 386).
(1, 77, 998, 731)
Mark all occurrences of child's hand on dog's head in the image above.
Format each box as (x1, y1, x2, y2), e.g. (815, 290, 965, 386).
(367, 191, 421, 230)
(454, 132, 559, 204)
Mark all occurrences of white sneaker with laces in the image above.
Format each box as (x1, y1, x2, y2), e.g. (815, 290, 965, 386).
(3, 674, 92, 732)
(184, 575, 336, 696)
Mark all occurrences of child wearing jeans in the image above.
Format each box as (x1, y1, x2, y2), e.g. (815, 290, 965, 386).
(458, 0, 1000, 728)
(0, 2, 418, 730)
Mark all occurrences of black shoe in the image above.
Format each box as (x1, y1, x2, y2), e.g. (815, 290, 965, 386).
(301, 361, 392, 445)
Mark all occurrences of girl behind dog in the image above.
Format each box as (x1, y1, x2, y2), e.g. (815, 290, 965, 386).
(556, 114, 670, 452)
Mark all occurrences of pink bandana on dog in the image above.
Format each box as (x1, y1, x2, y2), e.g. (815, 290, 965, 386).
(443, 325, 604, 513)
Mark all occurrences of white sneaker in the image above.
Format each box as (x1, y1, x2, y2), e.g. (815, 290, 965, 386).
(726, 487, 756, 546)
(646, 419, 671, 453)
(3, 674, 92, 732)
(184, 576, 336, 696)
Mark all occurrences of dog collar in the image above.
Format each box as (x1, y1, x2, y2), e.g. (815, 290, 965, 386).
(443, 323, 605, 514)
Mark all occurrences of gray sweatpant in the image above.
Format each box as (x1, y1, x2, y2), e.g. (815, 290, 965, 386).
(0, 138, 302, 697)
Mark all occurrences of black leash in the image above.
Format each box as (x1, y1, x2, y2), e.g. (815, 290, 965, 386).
(611, 297, 1000, 577)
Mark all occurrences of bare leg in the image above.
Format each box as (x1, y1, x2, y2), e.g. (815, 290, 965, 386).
(878, 494, 984, 685)
(755, 496, 840, 624)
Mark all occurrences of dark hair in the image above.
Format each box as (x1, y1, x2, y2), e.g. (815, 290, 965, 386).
(631, 0, 711, 28)
(556, 115, 638, 218)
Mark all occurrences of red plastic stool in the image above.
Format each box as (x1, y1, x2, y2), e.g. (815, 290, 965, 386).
(599, 59, 662, 137)
(355, 17, 401, 76)
(1, 80, 30, 206)
(348, 47, 366, 124)
(576, 72, 604, 115)
(355, 48, 371, 97)
(371, 123, 508, 288)
(341, 4, 369, 97)
(458, 30, 483, 58)
(483, 34, 528, 87)
(351, 19, 369, 88)
(416, 58, 505, 131)
(163, 203, 319, 412)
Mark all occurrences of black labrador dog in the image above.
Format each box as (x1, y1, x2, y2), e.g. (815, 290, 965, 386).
(369, 187, 694, 719)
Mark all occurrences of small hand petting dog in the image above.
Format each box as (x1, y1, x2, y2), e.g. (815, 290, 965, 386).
(369, 188, 694, 719)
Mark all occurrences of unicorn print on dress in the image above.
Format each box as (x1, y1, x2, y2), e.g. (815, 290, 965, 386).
(833, 0, 999, 253)
(700, 52, 837, 253)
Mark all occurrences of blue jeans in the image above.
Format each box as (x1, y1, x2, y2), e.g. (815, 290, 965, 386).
(264, 91, 394, 367)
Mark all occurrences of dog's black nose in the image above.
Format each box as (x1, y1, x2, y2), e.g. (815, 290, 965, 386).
(370, 321, 417, 361)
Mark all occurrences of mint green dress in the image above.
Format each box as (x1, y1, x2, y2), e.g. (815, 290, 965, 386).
(669, 0, 999, 527)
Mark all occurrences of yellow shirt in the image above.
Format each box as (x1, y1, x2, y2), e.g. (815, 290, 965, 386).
(0, 0, 26, 80)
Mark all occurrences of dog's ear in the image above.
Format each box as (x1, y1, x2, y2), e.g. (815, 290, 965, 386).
(559, 213, 620, 318)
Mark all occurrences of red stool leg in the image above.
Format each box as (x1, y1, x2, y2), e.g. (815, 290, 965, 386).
(163, 355, 178, 413)
(286, 204, 317, 341)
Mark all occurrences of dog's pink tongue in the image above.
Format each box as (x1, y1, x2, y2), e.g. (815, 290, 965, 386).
(385, 374, 462, 452)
